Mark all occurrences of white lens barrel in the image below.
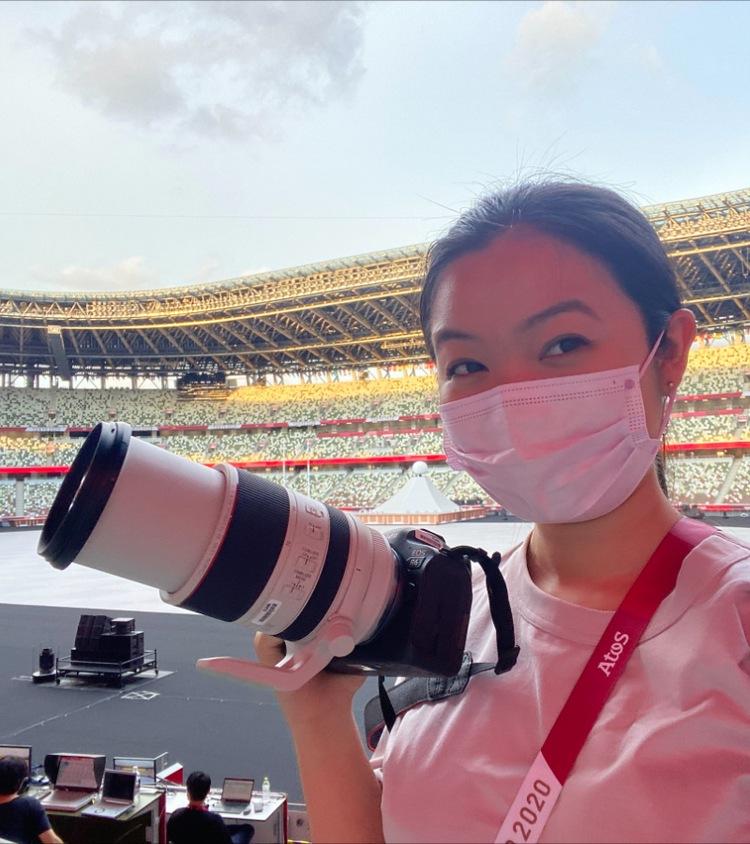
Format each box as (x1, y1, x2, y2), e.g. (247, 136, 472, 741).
(73, 436, 233, 594)
(228, 489, 332, 634)
(42, 423, 402, 679)
(330, 513, 398, 645)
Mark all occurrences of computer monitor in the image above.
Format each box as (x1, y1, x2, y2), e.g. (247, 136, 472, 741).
(0, 746, 31, 770)
(112, 754, 167, 783)
(56, 755, 100, 790)
(102, 770, 137, 802)
(221, 778, 255, 803)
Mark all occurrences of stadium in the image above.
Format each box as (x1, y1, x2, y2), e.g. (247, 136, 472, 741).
(3, 185, 750, 835)
(2, 185, 750, 522)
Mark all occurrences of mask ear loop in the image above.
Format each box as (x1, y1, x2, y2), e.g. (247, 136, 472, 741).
(659, 379, 676, 498)
(638, 329, 666, 378)
(638, 329, 675, 438)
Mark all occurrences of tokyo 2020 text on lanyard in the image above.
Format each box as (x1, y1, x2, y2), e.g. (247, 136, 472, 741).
(496, 518, 716, 844)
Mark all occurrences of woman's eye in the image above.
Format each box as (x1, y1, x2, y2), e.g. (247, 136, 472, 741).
(447, 360, 487, 378)
(542, 336, 589, 358)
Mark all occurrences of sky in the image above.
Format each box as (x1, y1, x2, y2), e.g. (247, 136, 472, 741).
(0, 0, 748, 295)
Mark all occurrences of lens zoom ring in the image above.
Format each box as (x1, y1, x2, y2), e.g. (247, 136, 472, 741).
(277, 505, 350, 642)
(179, 469, 290, 622)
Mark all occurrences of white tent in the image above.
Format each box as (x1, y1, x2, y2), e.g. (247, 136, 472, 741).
(373, 462, 460, 514)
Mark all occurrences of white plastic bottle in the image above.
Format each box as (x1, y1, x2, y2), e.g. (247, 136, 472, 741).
(262, 776, 270, 807)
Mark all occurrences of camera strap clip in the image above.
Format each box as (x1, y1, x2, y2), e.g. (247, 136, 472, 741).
(370, 653, 496, 751)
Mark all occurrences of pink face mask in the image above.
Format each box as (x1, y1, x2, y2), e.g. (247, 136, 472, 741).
(439, 335, 673, 524)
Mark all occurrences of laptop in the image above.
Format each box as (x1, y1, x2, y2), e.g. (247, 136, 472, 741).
(213, 777, 254, 814)
(81, 770, 137, 819)
(42, 755, 101, 812)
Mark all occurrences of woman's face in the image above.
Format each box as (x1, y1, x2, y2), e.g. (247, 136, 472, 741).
(430, 229, 666, 436)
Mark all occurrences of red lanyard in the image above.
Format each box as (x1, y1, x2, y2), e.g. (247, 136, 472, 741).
(497, 518, 716, 844)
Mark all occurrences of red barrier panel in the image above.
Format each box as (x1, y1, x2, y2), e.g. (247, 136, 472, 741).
(671, 407, 743, 418)
(664, 441, 750, 451)
(319, 418, 367, 425)
(0, 466, 71, 474)
(203, 454, 448, 469)
(157, 425, 209, 432)
(700, 504, 750, 512)
(317, 427, 442, 439)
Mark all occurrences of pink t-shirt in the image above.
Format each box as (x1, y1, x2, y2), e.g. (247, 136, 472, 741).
(370, 529, 750, 843)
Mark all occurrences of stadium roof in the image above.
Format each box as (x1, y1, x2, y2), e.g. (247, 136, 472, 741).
(1, 187, 750, 380)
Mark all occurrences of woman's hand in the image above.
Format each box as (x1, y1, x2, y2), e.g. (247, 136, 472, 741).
(254, 632, 366, 729)
(255, 633, 383, 844)
(255, 632, 384, 844)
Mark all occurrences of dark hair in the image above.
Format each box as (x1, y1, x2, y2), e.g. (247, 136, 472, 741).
(0, 756, 29, 796)
(186, 771, 211, 802)
(420, 180, 681, 359)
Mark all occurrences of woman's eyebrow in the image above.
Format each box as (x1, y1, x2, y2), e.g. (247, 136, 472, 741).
(432, 328, 477, 351)
(519, 299, 601, 332)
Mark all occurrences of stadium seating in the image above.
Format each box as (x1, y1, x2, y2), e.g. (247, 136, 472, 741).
(23, 480, 63, 518)
(665, 457, 732, 505)
(444, 472, 495, 506)
(225, 377, 439, 425)
(668, 415, 741, 443)
(323, 468, 406, 509)
(0, 481, 15, 518)
(0, 479, 62, 519)
(721, 457, 750, 504)
(1, 348, 749, 429)
(0, 436, 80, 468)
(677, 345, 750, 396)
(6, 346, 750, 514)
(164, 430, 445, 462)
(0, 377, 439, 428)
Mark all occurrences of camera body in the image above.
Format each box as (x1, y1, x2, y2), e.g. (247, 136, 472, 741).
(331, 528, 472, 677)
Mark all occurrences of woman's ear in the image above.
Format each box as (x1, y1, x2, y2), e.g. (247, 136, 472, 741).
(659, 308, 697, 391)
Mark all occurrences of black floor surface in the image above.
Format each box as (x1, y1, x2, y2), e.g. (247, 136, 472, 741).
(0, 603, 380, 803)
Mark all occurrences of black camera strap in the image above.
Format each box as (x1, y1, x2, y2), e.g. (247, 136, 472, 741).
(448, 545, 520, 676)
(366, 546, 520, 751)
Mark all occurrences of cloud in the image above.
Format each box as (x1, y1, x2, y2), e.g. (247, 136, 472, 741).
(32, 256, 161, 292)
(635, 44, 663, 74)
(189, 260, 223, 287)
(240, 265, 273, 278)
(30, 0, 368, 140)
(506, 0, 617, 96)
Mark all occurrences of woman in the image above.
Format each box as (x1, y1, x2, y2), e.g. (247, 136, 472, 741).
(257, 180, 750, 843)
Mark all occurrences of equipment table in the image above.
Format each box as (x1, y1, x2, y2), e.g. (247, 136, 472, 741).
(45, 790, 164, 843)
(164, 786, 288, 843)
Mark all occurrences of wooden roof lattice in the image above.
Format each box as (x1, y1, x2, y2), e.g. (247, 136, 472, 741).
(1, 187, 750, 378)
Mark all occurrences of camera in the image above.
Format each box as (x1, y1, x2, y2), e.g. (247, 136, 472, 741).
(38, 422, 474, 691)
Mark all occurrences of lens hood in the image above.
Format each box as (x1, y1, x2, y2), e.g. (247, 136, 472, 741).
(38, 421, 131, 569)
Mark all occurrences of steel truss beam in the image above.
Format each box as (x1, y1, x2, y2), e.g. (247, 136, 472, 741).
(2, 189, 750, 377)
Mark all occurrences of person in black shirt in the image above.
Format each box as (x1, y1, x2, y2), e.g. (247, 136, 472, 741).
(167, 771, 232, 844)
(0, 756, 62, 844)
